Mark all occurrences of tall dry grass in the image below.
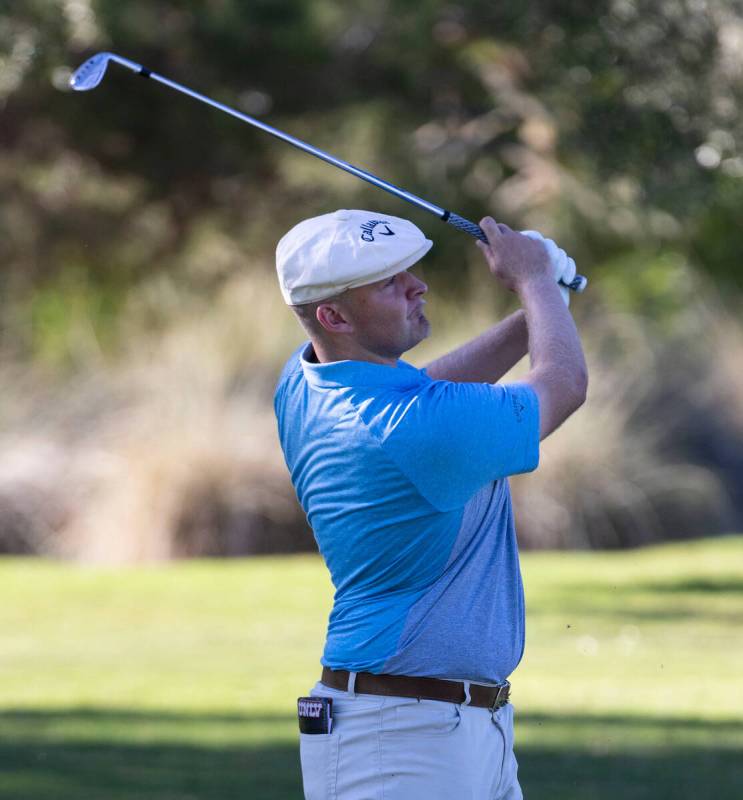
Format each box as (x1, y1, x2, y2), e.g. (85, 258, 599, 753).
(1, 256, 741, 562)
(512, 306, 735, 549)
(0, 265, 311, 562)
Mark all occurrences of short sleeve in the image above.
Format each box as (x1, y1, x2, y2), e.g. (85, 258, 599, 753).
(368, 380, 540, 512)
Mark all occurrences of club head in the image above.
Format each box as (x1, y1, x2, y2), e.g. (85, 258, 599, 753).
(69, 52, 112, 91)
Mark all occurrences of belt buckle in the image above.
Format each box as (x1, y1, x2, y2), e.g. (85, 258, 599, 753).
(490, 679, 511, 711)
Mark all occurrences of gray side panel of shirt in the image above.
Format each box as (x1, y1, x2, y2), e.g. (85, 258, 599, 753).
(380, 479, 525, 684)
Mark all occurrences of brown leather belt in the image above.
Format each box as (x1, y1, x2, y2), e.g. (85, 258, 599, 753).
(321, 667, 510, 711)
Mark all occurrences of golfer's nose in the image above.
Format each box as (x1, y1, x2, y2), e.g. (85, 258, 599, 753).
(406, 272, 428, 296)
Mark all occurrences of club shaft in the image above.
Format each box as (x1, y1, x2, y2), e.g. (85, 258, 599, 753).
(146, 74, 445, 218)
(99, 55, 586, 292)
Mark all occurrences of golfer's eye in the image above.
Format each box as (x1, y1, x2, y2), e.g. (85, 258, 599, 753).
(385, 276, 395, 287)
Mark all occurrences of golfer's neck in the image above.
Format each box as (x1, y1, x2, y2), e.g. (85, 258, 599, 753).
(310, 338, 399, 367)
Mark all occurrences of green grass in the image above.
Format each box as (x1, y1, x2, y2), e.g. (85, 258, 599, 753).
(1, 537, 742, 799)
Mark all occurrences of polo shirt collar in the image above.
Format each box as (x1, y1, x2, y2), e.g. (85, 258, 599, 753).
(300, 342, 427, 390)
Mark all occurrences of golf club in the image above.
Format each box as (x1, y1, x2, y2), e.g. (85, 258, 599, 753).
(70, 52, 587, 293)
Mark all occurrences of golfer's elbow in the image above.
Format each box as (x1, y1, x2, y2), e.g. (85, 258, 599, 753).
(553, 364, 588, 424)
(554, 363, 588, 431)
(569, 362, 589, 411)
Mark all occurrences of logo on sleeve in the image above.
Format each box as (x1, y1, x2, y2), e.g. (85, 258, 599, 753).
(511, 393, 525, 422)
(360, 220, 396, 242)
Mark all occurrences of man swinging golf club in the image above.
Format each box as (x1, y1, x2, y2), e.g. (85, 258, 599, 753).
(273, 209, 588, 799)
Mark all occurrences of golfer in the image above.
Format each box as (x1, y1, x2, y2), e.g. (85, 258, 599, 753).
(273, 209, 587, 799)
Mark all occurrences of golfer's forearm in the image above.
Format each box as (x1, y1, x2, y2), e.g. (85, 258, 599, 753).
(519, 277, 588, 436)
(423, 310, 528, 384)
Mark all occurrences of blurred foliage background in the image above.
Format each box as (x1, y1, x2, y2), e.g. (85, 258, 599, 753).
(2, 0, 743, 560)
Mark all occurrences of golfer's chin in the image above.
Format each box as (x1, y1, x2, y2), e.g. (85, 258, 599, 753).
(384, 316, 431, 359)
(405, 315, 431, 351)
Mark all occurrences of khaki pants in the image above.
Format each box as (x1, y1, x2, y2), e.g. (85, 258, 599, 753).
(299, 680, 522, 800)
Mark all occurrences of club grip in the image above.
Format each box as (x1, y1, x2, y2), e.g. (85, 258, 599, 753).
(446, 211, 490, 242)
(445, 211, 588, 293)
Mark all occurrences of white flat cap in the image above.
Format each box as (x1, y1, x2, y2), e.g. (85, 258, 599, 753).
(276, 209, 433, 305)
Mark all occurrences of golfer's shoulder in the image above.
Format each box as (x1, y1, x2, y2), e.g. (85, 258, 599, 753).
(362, 379, 516, 436)
(413, 375, 513, 405)
(402, 378, 538, 436)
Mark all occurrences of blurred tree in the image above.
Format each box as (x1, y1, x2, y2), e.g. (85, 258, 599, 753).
(1, 0, 742, 365)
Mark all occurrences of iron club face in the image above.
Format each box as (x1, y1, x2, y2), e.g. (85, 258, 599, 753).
(69, 52, 113, 91)
(69, 52, 144, 91)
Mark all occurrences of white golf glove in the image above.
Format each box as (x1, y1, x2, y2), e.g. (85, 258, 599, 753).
(520, 230, 576, 306)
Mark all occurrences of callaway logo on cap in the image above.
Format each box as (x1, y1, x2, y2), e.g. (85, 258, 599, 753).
(276, 209, 432, 305)
(359, 219, 396, 241)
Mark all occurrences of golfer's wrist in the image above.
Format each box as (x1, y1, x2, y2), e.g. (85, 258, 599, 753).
(514, 273, 558, 299)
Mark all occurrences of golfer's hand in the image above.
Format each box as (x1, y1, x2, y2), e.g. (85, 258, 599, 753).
(476, 217, 553, 294)
(520, 230, 577, 307)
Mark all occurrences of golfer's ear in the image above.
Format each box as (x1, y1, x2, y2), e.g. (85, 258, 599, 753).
(316, 303, 353, 334)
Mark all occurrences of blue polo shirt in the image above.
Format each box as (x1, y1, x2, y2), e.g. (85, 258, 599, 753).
(273, 341, 540, 683)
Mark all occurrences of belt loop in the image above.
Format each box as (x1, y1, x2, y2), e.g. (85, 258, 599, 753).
(462, 680, 471, 706)
(347, 671, 357, 697)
